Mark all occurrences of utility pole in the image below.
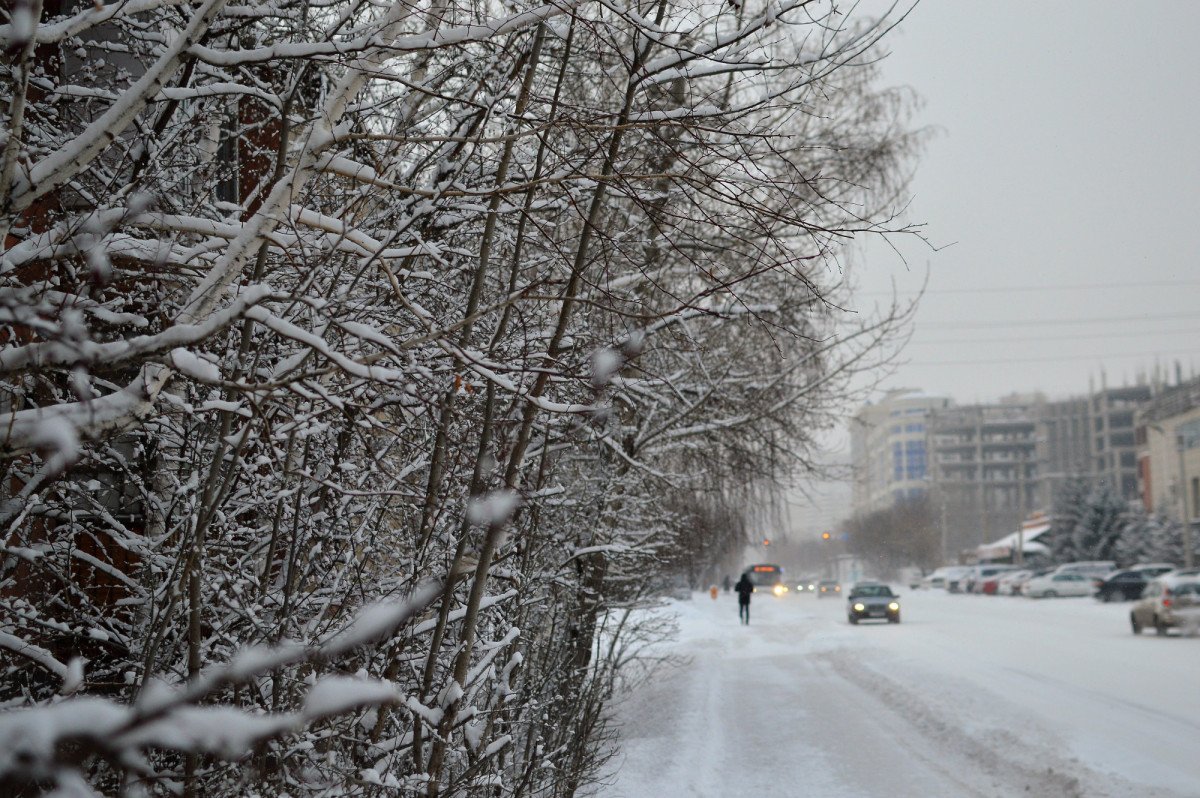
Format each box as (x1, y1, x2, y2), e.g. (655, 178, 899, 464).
(1177, 434, 1192, 569)
(1015, 446, 1026, 567)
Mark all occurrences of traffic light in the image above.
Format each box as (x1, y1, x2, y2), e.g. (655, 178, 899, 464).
(821, 532, 832, 541)
(762, 538, 770, 547)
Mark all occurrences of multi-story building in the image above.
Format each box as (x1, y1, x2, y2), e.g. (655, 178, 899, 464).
(1033, 396, 1091, 510)
(853, 380, 1157, 564)
(926, 396, 1040, 560)
(1090, 384, 1152, 500)
(1136, 376, 1200, 524)
(849, 390, 952, 516)
(1034, 383, 1150, 509)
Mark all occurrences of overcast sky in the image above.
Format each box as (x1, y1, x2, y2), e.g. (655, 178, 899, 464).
(846, 0, 1200, 406)
(788, 1, 1200, 535)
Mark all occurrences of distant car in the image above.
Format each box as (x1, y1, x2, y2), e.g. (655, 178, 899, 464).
(795, 577, 818, 593)
(1023, 572, 1095, 598)
(1095, 570, 1150, 602)
(980, 571, 1019, 595)
(964, 565, 1020, 594)
(847, 582, 901, 624)
(1130, 563, 1177, 577)
(817, 580, 841, 598)
(996, 569, 1033, 596)
(1130, 577, 1200, 635)
(1051, 561, 1116, 579)
(922, 566, 969, 590)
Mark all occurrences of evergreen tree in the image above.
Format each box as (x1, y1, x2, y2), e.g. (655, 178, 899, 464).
(1049, 478, 1127, 562)
(1114, 513, 1185, 566)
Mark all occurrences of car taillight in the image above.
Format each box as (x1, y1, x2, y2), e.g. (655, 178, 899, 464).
(1162, 587, 1172, 607)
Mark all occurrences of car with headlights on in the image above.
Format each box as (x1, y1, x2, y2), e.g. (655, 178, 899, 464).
(795, 576, 819, 594)
(817, 579, 841, 598)
(846, 582, 901, 624)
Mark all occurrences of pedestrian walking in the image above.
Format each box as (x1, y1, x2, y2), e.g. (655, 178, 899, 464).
(734, 572, 754, 625)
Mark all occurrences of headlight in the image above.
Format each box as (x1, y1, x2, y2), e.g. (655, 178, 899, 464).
(773, 584, 787, 596)
(888, 602, 900, 611)
(808, 584, 815, 590)
(853, 603, 866, 612)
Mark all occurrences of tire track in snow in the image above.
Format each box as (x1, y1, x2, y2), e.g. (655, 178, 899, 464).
(818, 647, 1187, 798)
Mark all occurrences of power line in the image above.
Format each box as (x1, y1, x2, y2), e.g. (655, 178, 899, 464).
(903, 348, 1200, 367)
(908, 327, 1200, 346)
(855, 279, 1200, 297)
(918, 311, 1200, 330)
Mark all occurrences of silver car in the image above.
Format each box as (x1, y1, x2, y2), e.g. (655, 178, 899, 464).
(1131, 578, 1200, 635)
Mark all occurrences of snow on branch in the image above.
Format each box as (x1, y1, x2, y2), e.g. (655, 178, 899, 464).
(0, 583, 441, 789)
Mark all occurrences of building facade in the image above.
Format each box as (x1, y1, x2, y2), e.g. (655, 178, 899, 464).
(1033, 396, 1091, 510)
(1035, 384, 1151, 510)
(1136, 376, 1200, 524)
(850, 390, 952, 516)
(926, 397, 1040, 560)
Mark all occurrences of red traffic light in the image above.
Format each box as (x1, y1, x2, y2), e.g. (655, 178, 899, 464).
(762, 538, 770, 546)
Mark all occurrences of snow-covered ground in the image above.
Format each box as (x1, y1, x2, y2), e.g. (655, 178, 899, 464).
(601, 589, 1200, 798)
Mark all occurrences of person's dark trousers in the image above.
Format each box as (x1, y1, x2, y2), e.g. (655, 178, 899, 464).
(739, 601, 750, 625)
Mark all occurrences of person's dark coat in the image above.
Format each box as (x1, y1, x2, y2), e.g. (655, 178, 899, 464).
(734, 574, 754, 603)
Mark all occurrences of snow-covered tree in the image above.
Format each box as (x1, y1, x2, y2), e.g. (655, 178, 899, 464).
(1114, 512, 1185, 566)
(1048, 478, 1128, 563)
(0, 0, 920, 794)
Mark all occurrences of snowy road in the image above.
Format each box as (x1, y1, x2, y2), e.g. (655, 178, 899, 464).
(602, 589, 1200, 798)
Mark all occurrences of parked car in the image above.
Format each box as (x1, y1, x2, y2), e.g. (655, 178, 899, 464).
(964, 565, 1020, 594)
(1130, 563, 1177, 577)
(951, 565, 989, 593)
(1051, 561, 1116, 579)
(817, 579, 841, 598)
(1130, 577, 1200, 635)
(1006, 568, 1049, 596)
(980, 574, 1005, 595)
(1023, 572, 1095, 598)
(847, 582, 901, 624)
(924, 566, 970, 590)
(996, 569, 1033, 596)
(1095, 570, 1150, 602)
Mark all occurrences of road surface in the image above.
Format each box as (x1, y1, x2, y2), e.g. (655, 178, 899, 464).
(601, 588, 1200, 797)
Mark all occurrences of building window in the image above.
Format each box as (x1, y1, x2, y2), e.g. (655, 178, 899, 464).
(1180, 420, 1200, 450)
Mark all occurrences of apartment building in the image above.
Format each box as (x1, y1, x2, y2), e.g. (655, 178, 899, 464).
(1035, 383, 1150, 509)
(849, 390, 952, 515)
(926, 397, 1040, 559)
